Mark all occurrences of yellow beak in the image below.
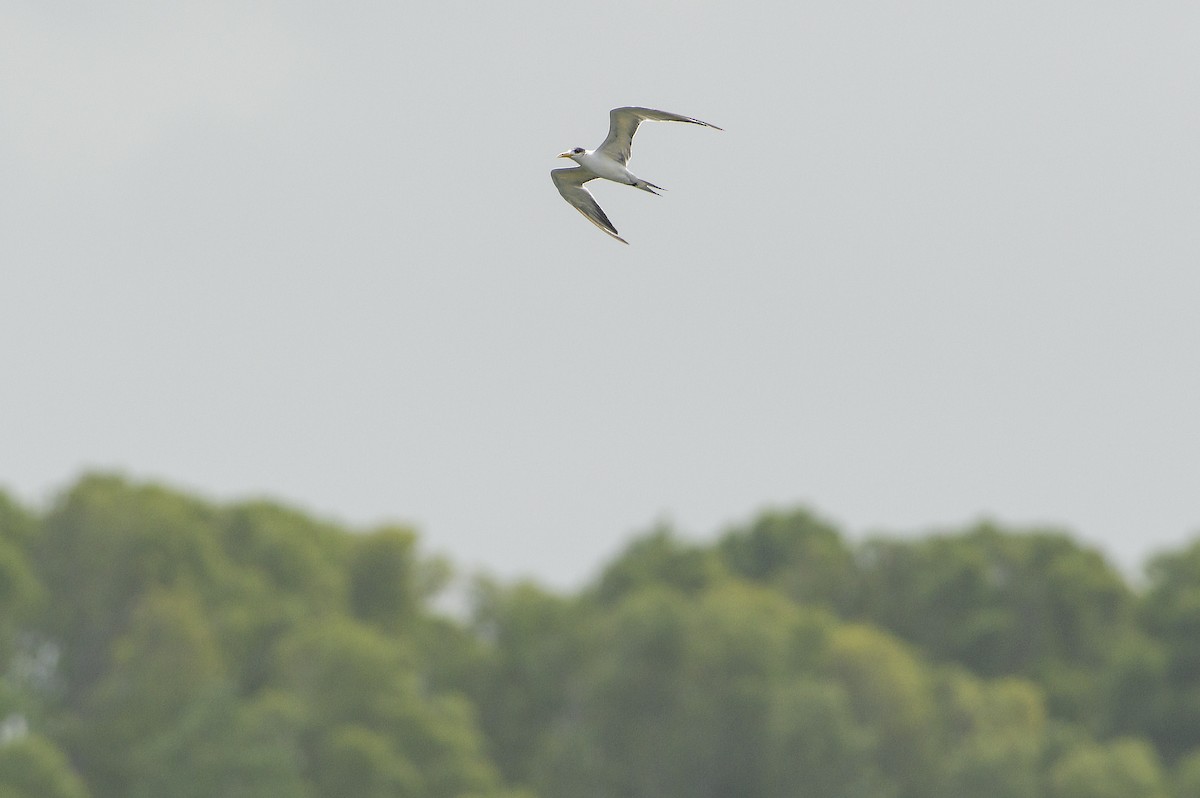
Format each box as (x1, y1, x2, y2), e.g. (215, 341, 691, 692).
(557, 151, 573, 158)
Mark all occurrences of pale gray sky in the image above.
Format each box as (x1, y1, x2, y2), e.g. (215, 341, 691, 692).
(3, 1, 1198, 587)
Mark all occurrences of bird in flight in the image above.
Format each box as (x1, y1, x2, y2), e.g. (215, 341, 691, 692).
(552, 106, 722, 244)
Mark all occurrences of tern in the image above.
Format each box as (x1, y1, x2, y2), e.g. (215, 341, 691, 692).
(552, 106, 722, 244)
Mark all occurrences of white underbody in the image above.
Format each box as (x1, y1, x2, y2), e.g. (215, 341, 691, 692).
(571, 150, 641, 185)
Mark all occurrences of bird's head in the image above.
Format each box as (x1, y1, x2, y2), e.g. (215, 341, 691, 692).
(557, 147, 587, 160)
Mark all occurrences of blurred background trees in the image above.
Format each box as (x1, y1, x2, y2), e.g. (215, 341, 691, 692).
(0, 473, 1198, 797)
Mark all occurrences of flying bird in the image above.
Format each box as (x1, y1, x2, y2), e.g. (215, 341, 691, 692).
(552, 106, 722, 244)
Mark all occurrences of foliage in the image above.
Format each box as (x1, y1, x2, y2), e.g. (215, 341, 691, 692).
(1047, 738, 1170, 798)
(127, 685, 311, 798)
(1140, 541, 1200, 759)
(853, 524, 1135, 723)
(0, 474, 1197, 796)
(718, 508, 858, 613)
(0, 732, 89, 798)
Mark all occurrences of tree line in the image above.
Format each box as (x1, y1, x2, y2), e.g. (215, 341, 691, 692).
(1, 473, 1199, 797)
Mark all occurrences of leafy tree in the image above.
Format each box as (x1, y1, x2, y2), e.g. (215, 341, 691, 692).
(1140, 540, 1200, 759)
(1097, 633, 1170, 744)
(15, 472, 1200, 798)
(718, 507, 858, 613)
(669, 585, 829, 798)
(468, 579, 585, 786)
(0, 491, 36, 546)
(856, 524, 1133, 722)
(1047, 738, 1169, 798)
(931, 671, 1045, 798)
(822, 624, 938, 798)
(0, 539, 39, 654)
(273, 617, 502, 798)
(313, 724, 421, 798)
(590, 525, 726, 605)
(34, 475, 227, 705)
(128, 685, 311, 798)
(534, 588, 695, 798)
(533, 584, 836, 798)
(1171, 748, 1200, 798)
(348, 525, 423, 634)
(0, 491, 39, 640)
(217, 500, 349, 615)
(0, 732, 89, 798)
(74, 589, 224, 796)
(765, 678, 895, 798)
(272, 617, 413, 727)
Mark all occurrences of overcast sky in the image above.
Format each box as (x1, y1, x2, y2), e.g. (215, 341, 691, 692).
(2, 1, 1198, 587)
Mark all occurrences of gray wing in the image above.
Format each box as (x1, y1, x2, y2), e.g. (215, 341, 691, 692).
(596, 107, 724, 166)
(551, 167, 628, 244)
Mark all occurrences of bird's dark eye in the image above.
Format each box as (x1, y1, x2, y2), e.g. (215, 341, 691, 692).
(573, 147, 584, 154)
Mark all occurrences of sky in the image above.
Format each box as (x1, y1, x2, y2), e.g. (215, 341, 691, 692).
(2, 1, 1198, 588)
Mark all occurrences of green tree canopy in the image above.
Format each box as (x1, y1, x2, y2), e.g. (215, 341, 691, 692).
(0, 733, 89, 798)
(2, 474, 1199, 798)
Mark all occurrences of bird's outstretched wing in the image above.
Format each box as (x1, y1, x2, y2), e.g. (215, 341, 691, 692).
(596, 107, 723, 166)
(551, 167, 628, 244)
